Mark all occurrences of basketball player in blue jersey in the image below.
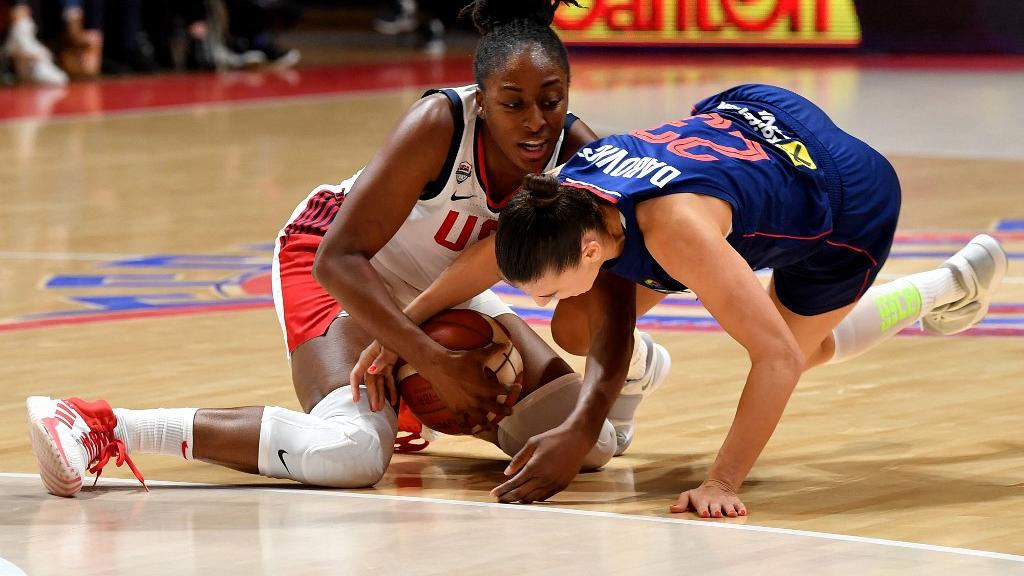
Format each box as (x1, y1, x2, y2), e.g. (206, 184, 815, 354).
(25, 0, 672, 497)
(485, 83, 1007, 517)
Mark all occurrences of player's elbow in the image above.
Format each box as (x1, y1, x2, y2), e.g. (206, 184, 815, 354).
(311, 243, 342, 287)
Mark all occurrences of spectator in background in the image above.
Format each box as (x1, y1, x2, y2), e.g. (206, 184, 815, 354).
(59, 0, 101, 77)
(2, 0, 68, 84)
(144, 0, 216, 71)
(223, 0, 301, 68)
(375, 0, 446, 53)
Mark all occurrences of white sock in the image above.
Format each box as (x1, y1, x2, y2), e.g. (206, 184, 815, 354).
(626, 329, 648, 382)
(829, 268, 966, 364)
(114, 408, 198, 459)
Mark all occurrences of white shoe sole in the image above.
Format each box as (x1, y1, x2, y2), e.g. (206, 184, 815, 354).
(923, 234, 1007, 335)
(26, 397, 82, 497)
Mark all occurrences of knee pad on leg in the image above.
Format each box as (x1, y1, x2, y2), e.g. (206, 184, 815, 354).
(496, 373, 616, 471)
(258, 387, 398, 487)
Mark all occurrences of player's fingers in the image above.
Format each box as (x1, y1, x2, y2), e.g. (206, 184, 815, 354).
(482, 339, 513, 356)
(350, 374, 362, 402)
(365, 375, 381, 411)
(493, 475, 541, 503)
(502, 381, 522, 401)
(384, 373, 398, 406)
(709, 501, 724, 519)
(725, 501, 740, 518)
(482, 397, 510, 420)
(696, 499, 711, 518)
(504, 442, 537, 477)
(349, 363, 363, 396)
(669, 491, 688, 514)
(736, 501, 748, 517)
(533, 481, 566, 503)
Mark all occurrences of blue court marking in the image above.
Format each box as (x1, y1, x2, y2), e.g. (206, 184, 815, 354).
(46, 274, 218, 289)
(996, 220, 1024, 231)
(890, 251, 1024, 259)
(104, 255, 269, 269)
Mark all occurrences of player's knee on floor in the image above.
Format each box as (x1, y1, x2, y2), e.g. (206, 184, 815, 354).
(258, 387, 398, 488)
(496, 373, 616, 470)
(550, 308, 588, 356)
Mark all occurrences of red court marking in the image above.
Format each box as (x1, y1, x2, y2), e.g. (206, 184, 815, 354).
(0, 302, 270, 332)
(0, 59, 474, 122)
(4, 54, 1024, 123)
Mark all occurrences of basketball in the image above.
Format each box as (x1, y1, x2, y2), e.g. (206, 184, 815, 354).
(396, 309, 524, 435)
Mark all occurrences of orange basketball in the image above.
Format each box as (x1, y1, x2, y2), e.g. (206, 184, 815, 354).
(397, 309, 524, 435)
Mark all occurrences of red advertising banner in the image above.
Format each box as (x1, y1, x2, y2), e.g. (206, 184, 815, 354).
(554, 1, 862, 48)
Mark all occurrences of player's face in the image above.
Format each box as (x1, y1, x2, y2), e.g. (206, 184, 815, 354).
(517, 241, 604, 307)
(478, 45, 569, 174)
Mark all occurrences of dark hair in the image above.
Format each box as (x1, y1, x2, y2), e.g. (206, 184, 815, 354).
(460, 0, 580, 87)
(496, 173, 606, 284)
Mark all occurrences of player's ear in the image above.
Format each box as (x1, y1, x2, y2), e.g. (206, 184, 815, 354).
(581, 238, 601, 263)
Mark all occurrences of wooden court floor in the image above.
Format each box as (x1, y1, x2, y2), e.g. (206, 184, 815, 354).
(1, 56, 1023, 573)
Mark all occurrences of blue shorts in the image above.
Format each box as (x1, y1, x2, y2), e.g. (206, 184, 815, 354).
(694, 85, 902, 316)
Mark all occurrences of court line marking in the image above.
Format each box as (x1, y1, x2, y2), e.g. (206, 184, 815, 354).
(1, 472, 1021, 564)
(0, 84, 451, 128)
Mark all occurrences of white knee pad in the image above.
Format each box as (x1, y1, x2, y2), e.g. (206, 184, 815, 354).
(497, 373, 616, 471)
(257, 387, 398, 488)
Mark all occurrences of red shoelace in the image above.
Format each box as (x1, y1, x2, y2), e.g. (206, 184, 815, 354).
(67, 398, 148, 492)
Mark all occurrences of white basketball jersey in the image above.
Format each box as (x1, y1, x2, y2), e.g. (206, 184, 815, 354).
(282, 85, 575, 293)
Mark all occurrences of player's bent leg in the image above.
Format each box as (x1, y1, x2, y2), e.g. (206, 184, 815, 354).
(768, 279, 854, 369)
(548, 289, 670, 456)
(268, 313, 398, 486)
(491, 312, 575, 392)
(790, 235, 1007, 368)
(611, 331, 671, 456)
(495, 373, 617, 470)
(549, 286, 666, 356)
(258, 387, 397, 487)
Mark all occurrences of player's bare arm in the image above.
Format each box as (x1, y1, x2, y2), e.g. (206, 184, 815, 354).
(639, 193, 804, 518)
(319, 94, 512, 425)
(493, 270, 636, 503)
(353, 235, 505, 409)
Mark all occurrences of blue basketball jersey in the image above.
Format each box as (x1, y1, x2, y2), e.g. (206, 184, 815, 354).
(558, 84, 849, 294)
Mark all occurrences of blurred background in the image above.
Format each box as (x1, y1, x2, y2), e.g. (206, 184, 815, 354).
(2, 0, 1023, 88)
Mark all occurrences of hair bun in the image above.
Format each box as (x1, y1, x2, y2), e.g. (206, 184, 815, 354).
(521, 173, 561, 209)
(462, 0, 580, 34)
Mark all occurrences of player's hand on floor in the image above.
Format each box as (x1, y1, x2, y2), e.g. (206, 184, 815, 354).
(350, 340, 399, 412)
(490, 424, 592, 504)
(670, 479, 747, 518)
(425, 341, 518, 433)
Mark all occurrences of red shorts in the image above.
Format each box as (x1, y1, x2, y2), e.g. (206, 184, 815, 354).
(275, 232, 428, 450)
(276, 234, 342, 354)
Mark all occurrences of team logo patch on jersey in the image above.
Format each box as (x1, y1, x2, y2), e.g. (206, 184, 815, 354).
(455, 161, 472, 183)
(716, 101, 817, 170)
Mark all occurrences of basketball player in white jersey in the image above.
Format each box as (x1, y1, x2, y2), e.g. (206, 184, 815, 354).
(26, 0, 669, 496)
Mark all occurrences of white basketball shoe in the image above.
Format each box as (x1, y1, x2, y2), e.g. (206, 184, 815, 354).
(922, 234, 1007, 335)
(27, 396, 146, 497)
(608, 332, 671, 456)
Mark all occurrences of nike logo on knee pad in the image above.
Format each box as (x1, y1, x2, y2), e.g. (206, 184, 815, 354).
(278, 449, 291, 474)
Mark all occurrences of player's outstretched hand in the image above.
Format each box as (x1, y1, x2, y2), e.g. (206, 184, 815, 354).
(670, 479, 748, 518)
(424, 340, 517, 433)
(490, 424, 592, 504)
(350, 340, 399, 412)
